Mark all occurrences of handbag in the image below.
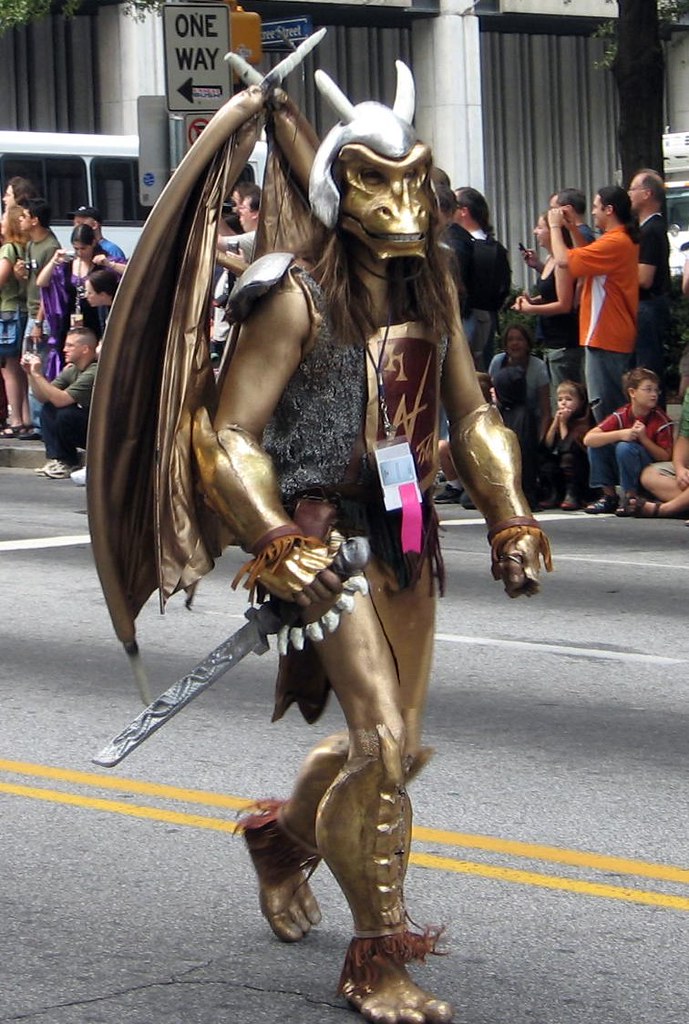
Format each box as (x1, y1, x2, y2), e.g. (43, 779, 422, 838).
(0, 310, 21, 355)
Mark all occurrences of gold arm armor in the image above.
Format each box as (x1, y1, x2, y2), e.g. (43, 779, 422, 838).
(449, 401, 533, 528)
(449, 402, 552, 595)
(192, 407, 332, 599)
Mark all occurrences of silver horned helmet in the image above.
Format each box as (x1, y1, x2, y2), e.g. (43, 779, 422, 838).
(309, 61, 420, 229)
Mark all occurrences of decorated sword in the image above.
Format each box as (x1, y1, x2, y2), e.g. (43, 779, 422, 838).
(93, 537, 370, 768)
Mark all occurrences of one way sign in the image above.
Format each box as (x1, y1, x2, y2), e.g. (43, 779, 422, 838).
(163, 3, 231, 112)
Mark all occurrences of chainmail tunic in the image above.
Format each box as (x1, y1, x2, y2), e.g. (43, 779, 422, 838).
(262, 270, 369, 502)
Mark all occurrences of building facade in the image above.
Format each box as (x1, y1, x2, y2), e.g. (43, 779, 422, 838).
(1, 0, 687, 283)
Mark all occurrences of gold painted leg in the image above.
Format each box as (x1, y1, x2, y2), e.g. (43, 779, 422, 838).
(239, 800, 322, 943)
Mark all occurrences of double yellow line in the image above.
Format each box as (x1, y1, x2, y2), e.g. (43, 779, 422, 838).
(1, 757, 688, 912)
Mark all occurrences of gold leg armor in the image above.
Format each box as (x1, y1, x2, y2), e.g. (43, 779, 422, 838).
(244, 560, 452, 1019)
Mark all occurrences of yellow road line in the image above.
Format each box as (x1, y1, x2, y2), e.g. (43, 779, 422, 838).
(0, 758, 252, 810)
(413, 826, 689, 886)
(2, 760, 689, 891)
(1, 779, 688, 912)
(410, 852, 689, 912)
(0, 781, 240, 833)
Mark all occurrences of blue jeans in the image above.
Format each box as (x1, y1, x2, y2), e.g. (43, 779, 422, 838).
(23, 318, 51, 429)
(463, 309, 495, 371)
(588, 440, 654, 494)
(40, 402, 89, 465)
(635, 297, 670, 406)
(584, 348, 631, 423)
(545, 346, 584, 404)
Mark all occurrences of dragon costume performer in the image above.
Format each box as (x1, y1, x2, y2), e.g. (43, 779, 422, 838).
(88, 42, 552, 1024)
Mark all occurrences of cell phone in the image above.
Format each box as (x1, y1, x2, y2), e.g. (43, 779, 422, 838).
(518, 242, 527, 252)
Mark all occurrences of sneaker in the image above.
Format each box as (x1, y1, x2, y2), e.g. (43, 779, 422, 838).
(434, 484, 463, 504)
(584, 494, 619, 515)
(43, 460, 79, 479)
(70, 466, 87, 486)
(34, 459, 59, 476)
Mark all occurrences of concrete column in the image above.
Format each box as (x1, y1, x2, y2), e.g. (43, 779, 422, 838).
(412, 0, 484, 190)
(666, 31, 689, 134)
(97, 6, 166, 134)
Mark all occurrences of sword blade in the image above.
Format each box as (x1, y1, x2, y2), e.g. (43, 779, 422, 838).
(93, 605, 284, 768)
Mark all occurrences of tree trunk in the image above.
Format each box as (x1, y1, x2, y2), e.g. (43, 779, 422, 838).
(611, 0, 665, 185)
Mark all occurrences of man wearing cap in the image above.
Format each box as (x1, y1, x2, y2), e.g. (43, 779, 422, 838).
(70, 205, 127, 262)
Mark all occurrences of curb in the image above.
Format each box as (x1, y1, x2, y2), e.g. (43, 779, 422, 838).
(0, 441, 46, 469)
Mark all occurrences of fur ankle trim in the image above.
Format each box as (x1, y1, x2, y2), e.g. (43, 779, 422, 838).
(239, 799, 320, 884)
(338, 927, 445, 995)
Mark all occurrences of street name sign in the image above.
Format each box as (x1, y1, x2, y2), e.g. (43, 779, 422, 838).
(163, 3, 231, 113)
(261, 16, 313, 51)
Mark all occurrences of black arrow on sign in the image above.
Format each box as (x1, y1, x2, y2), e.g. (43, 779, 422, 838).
(177, 77, 194, 104)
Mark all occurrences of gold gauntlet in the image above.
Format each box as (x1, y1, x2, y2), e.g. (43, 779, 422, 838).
(487, 516, 553, 597)
(193, 406, 293, 550)
(233, 532, 335, 601)
(449, 402, 532, 526)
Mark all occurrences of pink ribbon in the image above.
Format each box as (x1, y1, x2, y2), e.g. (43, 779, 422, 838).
(399, 481, 422, 554)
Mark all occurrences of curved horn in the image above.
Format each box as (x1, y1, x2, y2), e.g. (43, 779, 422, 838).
(392, 60, 415, 125)
(314, 69, 356, 124)
(225, 52, 262, 87)
(263, 27, 327, 88)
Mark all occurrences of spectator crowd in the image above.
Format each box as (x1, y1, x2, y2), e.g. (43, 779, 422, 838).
(434, 174, 689, 526)
(2, 163, 689, 526)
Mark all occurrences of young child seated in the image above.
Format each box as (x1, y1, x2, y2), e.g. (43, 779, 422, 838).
(539, 380, 593, 510)
(582, 367, 674, 515)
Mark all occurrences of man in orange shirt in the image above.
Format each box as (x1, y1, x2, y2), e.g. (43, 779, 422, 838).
(548, 186, 639, 422)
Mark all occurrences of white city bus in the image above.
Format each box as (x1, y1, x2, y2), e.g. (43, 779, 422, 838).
(0, 131, 143, 254)
(663, 131, 689, 274)
(0, 130, 266, 256)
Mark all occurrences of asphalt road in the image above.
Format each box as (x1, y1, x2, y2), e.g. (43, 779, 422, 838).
(1, 467, 688, 1024)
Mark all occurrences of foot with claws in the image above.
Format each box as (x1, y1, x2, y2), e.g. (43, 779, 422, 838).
(340, 954, 454, 1024)
(240, 800, 322, 942)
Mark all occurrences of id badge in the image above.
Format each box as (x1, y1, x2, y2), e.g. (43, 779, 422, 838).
(372, 439, 422, 511)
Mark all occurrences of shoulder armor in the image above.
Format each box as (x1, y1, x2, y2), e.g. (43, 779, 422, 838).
(227, 252, 295, 323)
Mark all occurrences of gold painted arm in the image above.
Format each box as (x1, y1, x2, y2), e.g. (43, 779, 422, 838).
(192, 271, 334, 599)
(193, 409, 294, 550)
(440, 326, 552, 596)
(449, 402, 532, 528)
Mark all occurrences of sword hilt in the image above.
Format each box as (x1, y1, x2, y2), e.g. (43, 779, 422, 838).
(332, 536, 370, 578)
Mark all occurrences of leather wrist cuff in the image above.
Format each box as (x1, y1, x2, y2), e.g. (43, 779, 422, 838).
(250, 525, 301, 556)
(487, 516, 540, 545)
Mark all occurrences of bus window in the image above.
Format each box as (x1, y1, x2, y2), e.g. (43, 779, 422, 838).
(44, 157, 88, 222)
(0, 156, 44, 197)
(0, 155, 87, 222)
(91, 156, 147, 224)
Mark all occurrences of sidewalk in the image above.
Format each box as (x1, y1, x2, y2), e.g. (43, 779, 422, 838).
(0, 436, 45, 469)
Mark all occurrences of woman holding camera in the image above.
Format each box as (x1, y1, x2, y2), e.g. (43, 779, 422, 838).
(35, 223, 121, 349)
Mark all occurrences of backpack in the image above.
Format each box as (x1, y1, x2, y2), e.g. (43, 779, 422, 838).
(467, 236, 512, 312)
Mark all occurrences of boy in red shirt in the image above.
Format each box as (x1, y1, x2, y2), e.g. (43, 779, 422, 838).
(582, 367, 673, 514)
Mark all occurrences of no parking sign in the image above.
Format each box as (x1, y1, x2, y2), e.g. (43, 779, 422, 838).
(185, 114, 212, 150)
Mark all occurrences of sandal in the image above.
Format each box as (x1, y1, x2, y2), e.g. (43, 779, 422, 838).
(1, 424, 24, 438)
(627, 496, 662, 518)
(584, 494, 619, 515)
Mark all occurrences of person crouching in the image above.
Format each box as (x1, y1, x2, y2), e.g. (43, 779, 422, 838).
(21, 326, 98, 478)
